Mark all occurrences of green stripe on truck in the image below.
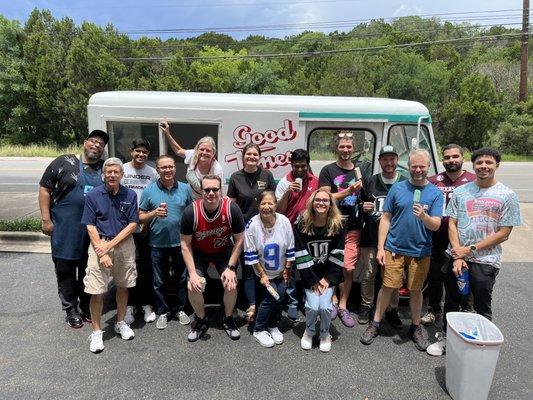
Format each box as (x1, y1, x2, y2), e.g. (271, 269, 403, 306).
(299, 112, 432, 123)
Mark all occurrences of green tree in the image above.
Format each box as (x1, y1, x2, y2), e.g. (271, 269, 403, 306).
(441, 73, 503, 149)
(490, 98, 533, 155)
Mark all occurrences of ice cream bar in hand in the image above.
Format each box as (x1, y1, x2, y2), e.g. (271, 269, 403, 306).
(354, 166, 362, 180)
(413, 189, 421, 203)
(266, 284, 280, 300)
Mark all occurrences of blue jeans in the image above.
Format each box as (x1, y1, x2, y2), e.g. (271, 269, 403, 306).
(285, 268, 299, 313)
(304, 287, 334, 339)
(151, 246, 187, 315)
(254, 277, 287, 332)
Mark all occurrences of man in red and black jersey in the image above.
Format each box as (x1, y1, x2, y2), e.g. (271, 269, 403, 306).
(421, 144, 476, 326)
(180, 174, 245, 342)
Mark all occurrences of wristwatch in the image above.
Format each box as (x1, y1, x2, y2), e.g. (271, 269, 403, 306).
(226, 264, 237, 272)
(469, 244, 477, 252)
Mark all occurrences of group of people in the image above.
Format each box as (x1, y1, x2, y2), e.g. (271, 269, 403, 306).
(39, 125, 521, 355)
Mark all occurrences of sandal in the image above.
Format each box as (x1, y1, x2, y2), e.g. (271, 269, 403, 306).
(245, 305, 256, 324)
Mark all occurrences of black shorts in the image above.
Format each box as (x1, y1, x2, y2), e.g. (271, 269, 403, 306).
(192, 248, 234, 278)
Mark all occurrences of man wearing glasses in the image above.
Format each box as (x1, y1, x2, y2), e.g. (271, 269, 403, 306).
(39, 130, 108, 329)
(139, 155, 193, 330)
(318, 131, 363, 328)
(180, 175, 245, 342)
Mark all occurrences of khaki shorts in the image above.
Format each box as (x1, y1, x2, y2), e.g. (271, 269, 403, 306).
(382, 250, 430, 291)
(84, 236, 137, 295)
(343, 229, 361, 271)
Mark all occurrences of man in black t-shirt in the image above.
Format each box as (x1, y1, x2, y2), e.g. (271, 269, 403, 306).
(38, 130, 108, 329)
(358, 145, 407, 326)
(318, 131, 363, 328)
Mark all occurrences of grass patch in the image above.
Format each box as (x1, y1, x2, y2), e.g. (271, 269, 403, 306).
(0, 144, 81, 157)
(0, 217, 42, 232)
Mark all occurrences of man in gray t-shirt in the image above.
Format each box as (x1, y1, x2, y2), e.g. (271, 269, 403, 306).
(121, 138, 159, 324)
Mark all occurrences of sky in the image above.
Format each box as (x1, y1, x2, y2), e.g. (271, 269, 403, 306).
(0, 0, 526, 40)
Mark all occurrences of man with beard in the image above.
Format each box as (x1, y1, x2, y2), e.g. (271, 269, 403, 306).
(39, 130, 108, 328)
(358, 145, 407, 327)
(318, 131, 363, 328)
(427, 148, 521, 356)
(421, 144, 476, 326)
(275, 148, 319, 321)
(360, 149, 443, 351)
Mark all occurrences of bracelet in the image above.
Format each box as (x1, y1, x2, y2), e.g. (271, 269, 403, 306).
(226, 264, 237, 272)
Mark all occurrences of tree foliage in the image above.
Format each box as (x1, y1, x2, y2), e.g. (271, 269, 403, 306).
(0, 9, 530, 154)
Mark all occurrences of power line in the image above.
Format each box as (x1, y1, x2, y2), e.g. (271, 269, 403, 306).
(122, 10, 523, 35)
(118, 22, 524, 52)
(117, 32, 527, 61)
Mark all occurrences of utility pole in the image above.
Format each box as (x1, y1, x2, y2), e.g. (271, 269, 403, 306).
(519, 0, 529, 102)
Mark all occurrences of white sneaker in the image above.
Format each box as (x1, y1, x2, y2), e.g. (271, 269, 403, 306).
(301, 331, 313, 350)
(142, 305, 156, 323)
(89, 330, 104, 353)
(319, 335, 332, 352)
(177, 311, 191, 325)
(124, 306, 136, 325)
(427, 332, 446, 356)
(253, 330, 275, 348)
(268, 327, 284, 345)
(156, 314, 168, 330)
(114, 321, 135, 340)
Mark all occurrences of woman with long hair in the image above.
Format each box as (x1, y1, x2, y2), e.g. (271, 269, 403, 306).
(227, 143, 276, 323)
(161, 121, 223, 199)
(244, 191, 295, 347)
(294, 188, 345, 352)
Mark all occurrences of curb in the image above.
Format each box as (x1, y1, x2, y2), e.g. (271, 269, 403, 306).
(0, 231, 51, 254)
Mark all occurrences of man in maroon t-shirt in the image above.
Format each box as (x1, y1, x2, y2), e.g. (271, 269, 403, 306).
(421, 144, 476, 326)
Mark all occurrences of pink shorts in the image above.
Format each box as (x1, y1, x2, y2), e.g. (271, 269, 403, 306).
(343, 229, 361, 271)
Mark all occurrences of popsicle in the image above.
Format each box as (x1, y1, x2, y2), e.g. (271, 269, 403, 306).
(413, 189, 421, 203)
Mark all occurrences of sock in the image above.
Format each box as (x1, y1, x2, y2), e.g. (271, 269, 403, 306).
(371, 320, 380, 328)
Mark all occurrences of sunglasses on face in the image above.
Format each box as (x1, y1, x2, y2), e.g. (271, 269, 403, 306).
(337, 132, 353, 138)
(203, 187, 220, 194)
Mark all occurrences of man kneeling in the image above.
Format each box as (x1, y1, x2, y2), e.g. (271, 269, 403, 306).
(82, 158, 139, 353)
(180, 175, 245, 342)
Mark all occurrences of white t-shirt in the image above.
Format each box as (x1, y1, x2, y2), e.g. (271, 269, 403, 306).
(183, 149, 224, 199)
(244, 213, 296, 278)
(122, 162, 159, 205)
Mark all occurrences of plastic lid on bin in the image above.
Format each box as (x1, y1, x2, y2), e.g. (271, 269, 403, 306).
(446, 312, 504, 346)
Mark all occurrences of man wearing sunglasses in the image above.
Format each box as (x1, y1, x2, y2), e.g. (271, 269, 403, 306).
(139, 155, 193, 330)
(318, 130, 364, 328)
(180, 175, 245, 342)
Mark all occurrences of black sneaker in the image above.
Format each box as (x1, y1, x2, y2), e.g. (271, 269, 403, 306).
(223, 316, 240, 340)
(66, 309, 83, 329)
(409, 325, 429, 351)
(385, 309, 403, 329)
(357, 305, 372, 325)
(187, 317, 209, 342)
(360, 324, 379, 345)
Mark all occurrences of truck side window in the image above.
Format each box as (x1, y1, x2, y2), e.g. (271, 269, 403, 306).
(388, 124, 436, 176)
(107, 122, 159, 167)
(308, 128, 375, 179)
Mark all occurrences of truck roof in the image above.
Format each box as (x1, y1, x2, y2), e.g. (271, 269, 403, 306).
(89, 91, 431, 123)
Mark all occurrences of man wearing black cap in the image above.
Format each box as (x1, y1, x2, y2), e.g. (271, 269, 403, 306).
(121, 138, 159, 324)
(357, 145, 407, 326)
(39, 129, 108, 328)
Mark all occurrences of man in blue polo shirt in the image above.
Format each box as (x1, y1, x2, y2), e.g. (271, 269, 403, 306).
(139, 155, 193, 330)
(360, 149, 443, 351)
(82, 158, 139, 353)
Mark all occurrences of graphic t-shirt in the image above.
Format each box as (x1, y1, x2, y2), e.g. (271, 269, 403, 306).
(359, 172, 407, 248)
(244, 213, 295, 278)
(446, 181, 521, 268)
(318, 162, 362, 230)
(383, 180, 444, 258)
(428, 170, 476, 250)
(122, 162, 159, 205)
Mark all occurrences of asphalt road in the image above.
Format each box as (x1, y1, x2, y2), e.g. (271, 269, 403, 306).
(1, 158, 532, 202)
(0, 252, 532, 400)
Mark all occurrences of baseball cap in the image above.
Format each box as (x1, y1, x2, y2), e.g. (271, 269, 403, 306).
(379, 145, 398, 157)
(131, 138, 151, 152)
(87, 129, 109, 145)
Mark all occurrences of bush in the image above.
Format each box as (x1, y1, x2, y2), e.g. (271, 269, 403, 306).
(490, 98, 533, 156)
(0, 218, 42, 232)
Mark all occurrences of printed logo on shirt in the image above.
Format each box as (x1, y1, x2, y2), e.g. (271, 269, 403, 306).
(257, 180, 267, 190)
(83, 185, 94, 196)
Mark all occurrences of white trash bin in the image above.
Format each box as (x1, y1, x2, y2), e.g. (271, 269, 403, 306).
(445, 312, 504, 400)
